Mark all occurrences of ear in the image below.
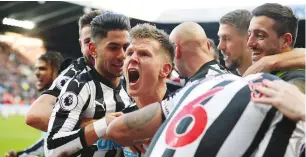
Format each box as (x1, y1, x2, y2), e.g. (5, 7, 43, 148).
(206, 41, 211, 51)
(159, 62, 172, 78)
(282, 33, 292, 49)
(175, 44, 181, 59)
(79, 39, 82, 47)
(88, 42, 97, 58)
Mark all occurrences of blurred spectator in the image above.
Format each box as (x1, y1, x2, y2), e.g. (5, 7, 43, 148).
(0, 42, 61, 105)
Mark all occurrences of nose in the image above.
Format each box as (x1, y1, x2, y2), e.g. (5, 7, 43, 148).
(128, 52, 139, 64)
(217, 40, 225, 51)
(118, 48, 126, 60)
(247, 34, 257, 48)
(35, 69, 40, 78)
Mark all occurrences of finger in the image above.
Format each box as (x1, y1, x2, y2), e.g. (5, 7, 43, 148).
(252, 96, 274, 105)
(134, 144, 146, 153)
(262, 79, 284, 90)
(112, 112, 123, 117)
(129, 146, 138, 154)
(253, 85, 275, 97)
(143, 139, 151, 145)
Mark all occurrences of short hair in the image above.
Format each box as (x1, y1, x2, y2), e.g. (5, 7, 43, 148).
(129, 23, 174, 63)
(38, 51, 64, 75)
(252, 3, 298, 48)
(90, 13, 131, 41)
(220, 9, 252, 34)
(78, 10, 104, 32)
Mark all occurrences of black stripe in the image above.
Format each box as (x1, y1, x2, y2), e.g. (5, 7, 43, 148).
(242, 108, 277, 157)
(51, 112, 70, 133)
(24, 138, 44, 154)
(93, 81, 106, 119)
(65, 79, 86, 95)
(47, 128, 82, 150)
(122, 105, 138, 113)
(262, 116, 297, 157)
(194, 85, 251, 157)
(162, 148, 176, 157)
(114, 89, 125, 112)
(79, 127, 88, 148)
(105, 149, 117, 157)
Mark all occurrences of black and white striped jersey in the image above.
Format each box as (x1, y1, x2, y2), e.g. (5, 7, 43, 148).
(43, 57, 91, 97)
(45, 67, 133, 157)
(147, 73, 304, 157)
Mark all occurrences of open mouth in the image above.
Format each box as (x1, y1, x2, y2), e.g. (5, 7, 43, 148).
(128, 69, 140, 84)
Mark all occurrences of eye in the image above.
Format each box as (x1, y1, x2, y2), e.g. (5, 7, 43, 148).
(140, 51, 149, 57)
(83, 38, 90, 45)
(257, 33, 265, 39)
(126, 51, 133, 56)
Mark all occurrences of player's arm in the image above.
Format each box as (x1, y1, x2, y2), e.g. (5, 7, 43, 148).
(243, 48, 305, 76)
(106, 102, 163, 146)
(26, 67, 72, 131)
(46, 80, 111, 156)
(26, 94, 56, 131)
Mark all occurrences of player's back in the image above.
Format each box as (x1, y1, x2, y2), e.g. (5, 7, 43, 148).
(146, 73, 295, 157)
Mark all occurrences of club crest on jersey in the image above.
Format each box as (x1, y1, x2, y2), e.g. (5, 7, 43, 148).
(59, 92, 78, 111)
(56, 76, 70, 89)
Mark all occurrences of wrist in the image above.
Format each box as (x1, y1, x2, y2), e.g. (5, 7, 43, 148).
(265, 55, 278, 71)
(93, 117, 107, 137)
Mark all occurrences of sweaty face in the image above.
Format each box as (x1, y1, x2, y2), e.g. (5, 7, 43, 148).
(34, 60, 54, 92)
(247, 16, 283, 63)
(95, 30, 130, 80)
(124, 38, 168, 97)
(217, 24, 248, 69)
(79, 26, 94, 66)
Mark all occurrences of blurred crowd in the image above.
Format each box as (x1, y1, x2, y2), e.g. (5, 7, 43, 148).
(0, 42, 39, 105)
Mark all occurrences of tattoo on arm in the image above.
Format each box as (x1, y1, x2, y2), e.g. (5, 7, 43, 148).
(123, 103, 159, 131)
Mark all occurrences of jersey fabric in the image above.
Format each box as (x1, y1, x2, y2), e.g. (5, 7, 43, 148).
(45, 67, 133, 157)
(166, 70, 186, 93)
(16, 133, 45, 157)
(43, 57, 91, 97)
(147, 73, 302, 157)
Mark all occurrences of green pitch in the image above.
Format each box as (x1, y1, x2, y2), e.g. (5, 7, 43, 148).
(0, 115, 42, 156)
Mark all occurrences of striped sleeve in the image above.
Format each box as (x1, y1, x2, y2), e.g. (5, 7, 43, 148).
(42, 65, 74, 97)
(46, 78, 91, 157)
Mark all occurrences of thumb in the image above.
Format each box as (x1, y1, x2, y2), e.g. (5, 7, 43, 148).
(111, 112, 123, 117)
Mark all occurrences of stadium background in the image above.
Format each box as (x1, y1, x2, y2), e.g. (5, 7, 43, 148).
(0, 1, 304, 155)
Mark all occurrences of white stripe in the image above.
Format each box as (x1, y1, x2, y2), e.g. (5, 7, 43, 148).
(59, 86, 88, 132)
(101, 83, 116, 113)
(254, 112, 283, 157)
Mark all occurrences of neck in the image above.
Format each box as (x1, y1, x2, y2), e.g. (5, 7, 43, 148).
(95, 65, 121, 88)
(237, 49, 252, 76)
(187, 53, 213, 78)
(134, 80, 167, 108)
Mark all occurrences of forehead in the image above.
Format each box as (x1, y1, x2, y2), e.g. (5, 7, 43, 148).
(35, 60, 49, 68)
(80, 25, 91, 39)
(128, 38, 160, 51)
(100, 30, 130, 45)
(218, 24, 240, 36)
(249, 16, 276, 33)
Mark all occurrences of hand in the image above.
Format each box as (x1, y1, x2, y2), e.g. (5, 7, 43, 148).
(243, 55, 274, 76)
(5, 150, 17, 157)
(252, 79, 305, 121)
(105, 112, 123, 125)
(129, 138, 151, 154)
(80, 118, 96, 128)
